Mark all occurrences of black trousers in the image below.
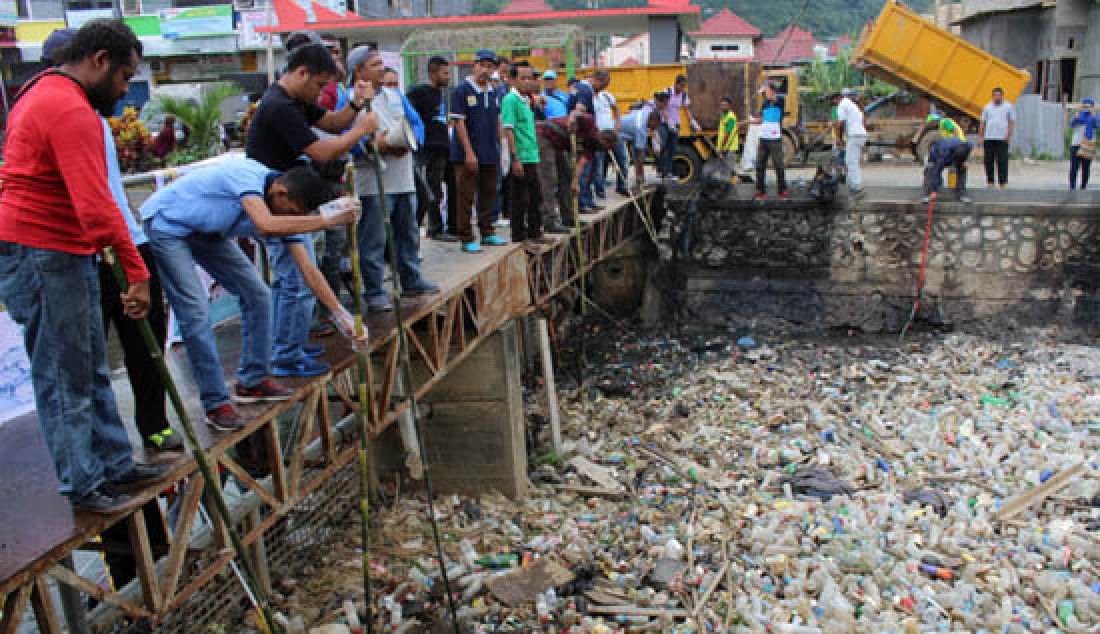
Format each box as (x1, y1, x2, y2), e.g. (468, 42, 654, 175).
(756, 138, 787, 194)
(97, 243, 167, 439)
(417, 147, 450, 235)
(983, 139, 1009, 185)
(97, 242, 171, 589)
(509, 164, 543, 242)
(1070, 145, 1092, 189)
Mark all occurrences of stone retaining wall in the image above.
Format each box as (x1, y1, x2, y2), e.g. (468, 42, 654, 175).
(656, 193, 1100, 332)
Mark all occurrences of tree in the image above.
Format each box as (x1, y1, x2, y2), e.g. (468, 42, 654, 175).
(146, 82, 240, 162)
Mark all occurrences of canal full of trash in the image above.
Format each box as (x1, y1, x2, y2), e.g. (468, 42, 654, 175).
(268, 320, 1100, 634)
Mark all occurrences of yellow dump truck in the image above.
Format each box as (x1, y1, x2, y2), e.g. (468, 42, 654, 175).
(576, 63, 803, 181)
(852, 0, 1030, 160)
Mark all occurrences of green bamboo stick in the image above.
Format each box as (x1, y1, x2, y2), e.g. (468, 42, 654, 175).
(343, 162, 376, 633)
(570, 131, 588, 316)
(102, 248, 279, 634)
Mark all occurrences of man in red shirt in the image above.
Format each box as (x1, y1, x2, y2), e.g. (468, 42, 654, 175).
(0, 20, 167, 513)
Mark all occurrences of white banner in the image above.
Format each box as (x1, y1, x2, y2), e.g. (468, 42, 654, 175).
(0, 311, 34, 425)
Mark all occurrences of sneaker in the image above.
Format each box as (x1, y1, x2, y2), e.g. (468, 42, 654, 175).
(615, 187, 630, 197)
(432, 232, 460, 243)
(959, 195, 972, 204)
(779, 191, 791, 200)
(71, 489, 134, 514)
(233, 378, 292, 404)
(402, 281, 441, 298)
(271, 357, 331, 378)
(481, 235, 507, 246)
(109, 462, 171, 487)
(544, 223, 572, 234)
(462, 241, 483, 253)
(493, 218, 510, 228)
(920, 196, 930, 203)
(754, 192, 768, 201)
(205, 404, 247, 431)
(303, 343, 325, 357)
(849, 188, 866, 199)
(145, 427, 184, 452)
(366, 296, 393, 312)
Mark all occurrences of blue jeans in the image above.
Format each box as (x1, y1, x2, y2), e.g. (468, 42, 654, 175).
(146, 225, 272, 411)
(592, 150, 608, 198)
(357, 192, 425, 302)
(579, 158, 595, 209)
(266, 237, 316, 367)
(596, 142, 629, 193)
(658, 123, 678, 176)
(0, 242, 135, 497)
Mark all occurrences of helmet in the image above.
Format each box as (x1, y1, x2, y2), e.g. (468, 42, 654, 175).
(926, 113, 942, 125)
(940, 118, 957, 133)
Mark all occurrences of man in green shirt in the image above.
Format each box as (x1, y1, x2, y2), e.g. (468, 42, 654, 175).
(501, 61, 543, 243)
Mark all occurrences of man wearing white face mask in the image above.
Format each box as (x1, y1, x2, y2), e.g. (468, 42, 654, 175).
(347, 49, 439, 311)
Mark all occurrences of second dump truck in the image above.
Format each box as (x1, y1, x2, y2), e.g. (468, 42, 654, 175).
(582, 0, 1030, 180)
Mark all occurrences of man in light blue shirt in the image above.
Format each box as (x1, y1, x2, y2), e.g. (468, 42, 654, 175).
(141, 158, 359, 432)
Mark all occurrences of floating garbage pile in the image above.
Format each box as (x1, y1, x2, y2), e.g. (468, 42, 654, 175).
(298, 327, 1100, 633)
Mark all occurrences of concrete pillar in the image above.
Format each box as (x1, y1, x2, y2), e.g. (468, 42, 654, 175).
(419, 320, 527, 498)
(649, 16, 683, 64)
(1079, 2, 1100, 99)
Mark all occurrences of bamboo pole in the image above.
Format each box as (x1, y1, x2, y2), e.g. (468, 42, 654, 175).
(359, 135, 460, 632)
(101, 249, 278, 634)
(343, 163, 376, 633)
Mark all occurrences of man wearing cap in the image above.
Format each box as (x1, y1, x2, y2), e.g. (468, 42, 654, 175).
(535, 70, 574, 234)
(450, 49, 506, 253)
(0, 19, 169, 513)
(541, 70, 570, 119)
(835, 87, 867, 197)
(753, 81, 789, 200)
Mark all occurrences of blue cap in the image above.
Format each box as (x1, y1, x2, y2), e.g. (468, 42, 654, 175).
(42, 28, 75, 65)
(542, 70, 557, 80)
(1085, 96, 1096, 106)
(475, 49, 496, 63)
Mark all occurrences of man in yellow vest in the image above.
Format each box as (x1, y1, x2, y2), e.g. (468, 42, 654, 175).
(717, 96, 739, 168)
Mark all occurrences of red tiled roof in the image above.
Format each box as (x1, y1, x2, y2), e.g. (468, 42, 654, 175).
(689, 8, 760, 38)
(499, 0, 554, 14)
(755, 25, 819, 65)
(259, 0, 701, 33)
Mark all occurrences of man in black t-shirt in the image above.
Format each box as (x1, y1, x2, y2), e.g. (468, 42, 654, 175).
(245, 43, 378, 378)
(407, 56, 454, 240)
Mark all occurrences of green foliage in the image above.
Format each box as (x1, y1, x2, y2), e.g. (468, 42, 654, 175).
(147, 82, 239, 162)
(801, 48, 896, 100)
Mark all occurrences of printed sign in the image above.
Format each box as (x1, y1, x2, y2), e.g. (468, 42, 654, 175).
(159, 5, 233, 39)
(0, 310, 34, 425)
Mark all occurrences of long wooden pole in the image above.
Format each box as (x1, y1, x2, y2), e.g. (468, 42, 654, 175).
(360, 134, 460, 632)
(343, 163, 376, 633)
(102, 249, 279, 634)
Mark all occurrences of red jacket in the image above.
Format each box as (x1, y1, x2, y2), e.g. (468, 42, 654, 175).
(0, 74, 148, 283)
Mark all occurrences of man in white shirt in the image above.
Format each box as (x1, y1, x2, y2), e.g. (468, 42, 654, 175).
(834, 87, 867, 196)
(592, 72, 629, 196)
(979, 87, 1015, 188)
